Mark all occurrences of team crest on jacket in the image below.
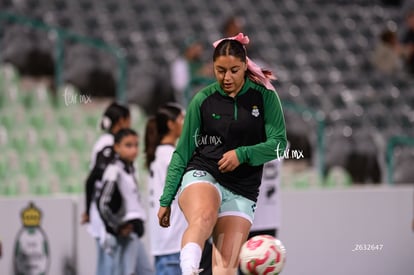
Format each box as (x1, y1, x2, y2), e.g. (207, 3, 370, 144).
(251, 105, 260, 117)
(193, 170, 207, 177)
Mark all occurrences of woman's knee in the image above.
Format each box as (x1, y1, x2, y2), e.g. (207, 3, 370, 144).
(191, 210, 218, 232)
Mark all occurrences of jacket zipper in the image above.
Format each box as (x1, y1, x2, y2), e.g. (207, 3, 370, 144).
(233, 98, 238, 120)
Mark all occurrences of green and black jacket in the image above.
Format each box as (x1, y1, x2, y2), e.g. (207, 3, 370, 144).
(160, 78, 287, 206)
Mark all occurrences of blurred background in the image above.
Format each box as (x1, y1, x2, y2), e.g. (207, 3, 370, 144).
(1, 0, 413, 194)
(0, 0, 413, 274)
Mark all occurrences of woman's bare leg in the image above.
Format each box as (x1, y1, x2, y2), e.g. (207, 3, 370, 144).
(179, 183, 221, 274)
(212, 216, 251, 275)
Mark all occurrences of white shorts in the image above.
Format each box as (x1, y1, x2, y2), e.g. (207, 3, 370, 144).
(179, 170, 256, 223)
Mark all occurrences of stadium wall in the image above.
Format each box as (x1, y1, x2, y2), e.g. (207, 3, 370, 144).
(0, 186, 413, 275)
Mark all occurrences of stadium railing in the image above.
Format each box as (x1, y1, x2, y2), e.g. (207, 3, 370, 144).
(282, 101, 326, 178)
(386, 135, 414, 184)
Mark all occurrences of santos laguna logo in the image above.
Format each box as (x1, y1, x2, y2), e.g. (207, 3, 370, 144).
(14, 202, 50, 275)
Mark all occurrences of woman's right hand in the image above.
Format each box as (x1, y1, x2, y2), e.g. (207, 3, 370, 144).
(158, 206, 171, 228)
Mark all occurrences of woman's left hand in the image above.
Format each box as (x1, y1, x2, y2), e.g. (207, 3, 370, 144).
(118, 223, 133, 237)
(158, 206, 171, 228)
(218, 150, 240, 173)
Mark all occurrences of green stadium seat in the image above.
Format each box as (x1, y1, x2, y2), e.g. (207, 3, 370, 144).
(23, 156, 41, 180)
(1, 181, 20, 196)
(324, 166, 352, 188)
(28, 176, 51, 195)
(69, 130, 88, 152)
(0, 112, 15, 131)
(63, 176, 84, 194)
(84, 112, 100, 129)
(0, 155, 9, 182)
(52, 154, 72, 179)
(40, 136, 59, 154)
(9, 131, 32, 154)
(0, 0, 412, 189)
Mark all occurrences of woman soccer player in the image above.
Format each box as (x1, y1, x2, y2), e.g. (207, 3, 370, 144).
(158, 33, 287, 274)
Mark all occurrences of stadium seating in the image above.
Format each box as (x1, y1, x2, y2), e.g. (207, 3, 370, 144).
(0, 64, 148, 195)
(0, 0, 413, 194)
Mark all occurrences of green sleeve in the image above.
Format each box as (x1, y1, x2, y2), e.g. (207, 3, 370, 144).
(235, 89, 287, 166)
(159, 92, 205, 207)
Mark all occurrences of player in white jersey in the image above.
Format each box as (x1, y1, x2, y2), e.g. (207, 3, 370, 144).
(144, 103, 186, 275)
(99, 128, 154, 275)
(81, 102, 130, 275)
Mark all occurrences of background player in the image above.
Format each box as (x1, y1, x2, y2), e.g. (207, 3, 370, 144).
(81, 102, 131, 275)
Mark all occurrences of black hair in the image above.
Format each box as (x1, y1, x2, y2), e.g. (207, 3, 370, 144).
(100, 102, 130, 132)
(114, 128, 138, 144)
(144, 102, 183, 169)
(155, 102, 183, 139)
(380, 29, 397, 44)
(213, 39, 247, 63)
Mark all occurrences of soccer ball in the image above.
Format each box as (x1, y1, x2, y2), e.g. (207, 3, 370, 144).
(239, 235, 286, 275)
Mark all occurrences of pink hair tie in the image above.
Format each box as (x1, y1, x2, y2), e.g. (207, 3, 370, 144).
(213, 33, 276, 91)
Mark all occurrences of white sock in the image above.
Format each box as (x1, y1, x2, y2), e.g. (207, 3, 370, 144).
(180, 242, 202, 275)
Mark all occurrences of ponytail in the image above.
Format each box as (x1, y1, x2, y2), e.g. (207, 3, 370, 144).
(100, 102, 130, 132)
(144, 102, 183, 169)
(144, 116, 160, 170)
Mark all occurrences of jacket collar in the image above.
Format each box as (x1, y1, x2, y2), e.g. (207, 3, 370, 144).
(114, 156, 135, 174)
(214, 77, 251, 98)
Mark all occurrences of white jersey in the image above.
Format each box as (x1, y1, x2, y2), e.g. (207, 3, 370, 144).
(87, 133, 114, 239)
(90, 133, 114, 168)
(148, 145, 187, 256)
(99, 159, 147, 231)
(251, 158, 282, 231)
